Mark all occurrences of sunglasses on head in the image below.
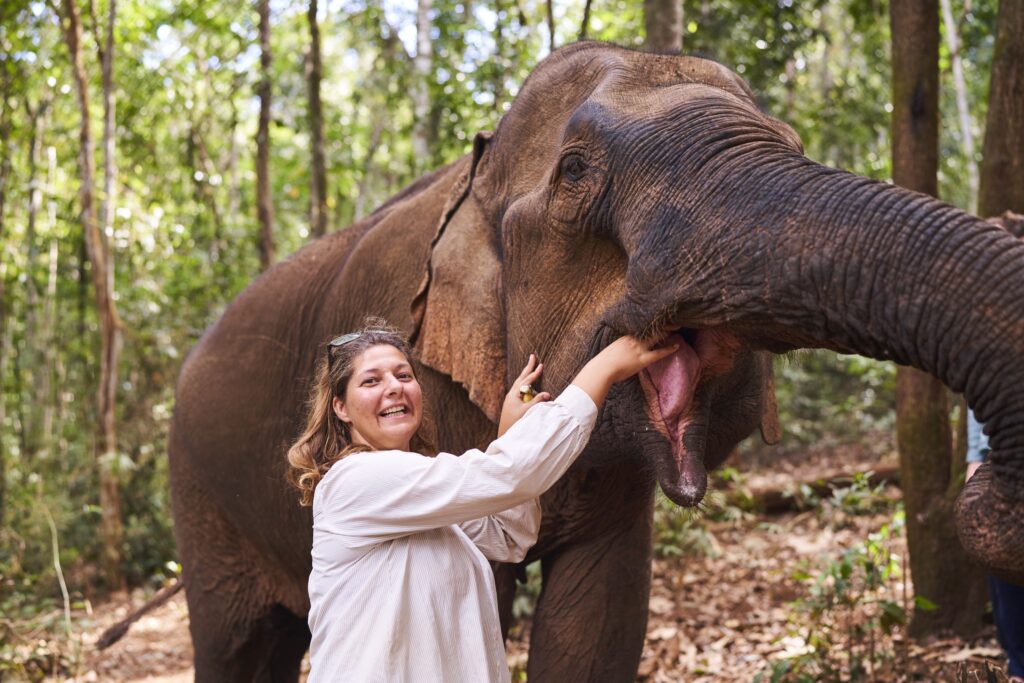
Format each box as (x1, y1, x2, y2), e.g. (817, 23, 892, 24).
(328, 330, 391, 348)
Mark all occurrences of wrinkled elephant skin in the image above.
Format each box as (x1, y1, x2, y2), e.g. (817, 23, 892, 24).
(169, 43, 1024, 682)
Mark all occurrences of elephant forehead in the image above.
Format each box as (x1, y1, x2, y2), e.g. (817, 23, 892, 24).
(579, 81, 803, 156)
(588, 82, 755, 122)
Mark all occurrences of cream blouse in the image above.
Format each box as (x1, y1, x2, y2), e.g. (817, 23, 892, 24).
(307, 385, 598, 682)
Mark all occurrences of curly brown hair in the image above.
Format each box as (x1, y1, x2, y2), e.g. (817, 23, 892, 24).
(286, 317, 434, 506)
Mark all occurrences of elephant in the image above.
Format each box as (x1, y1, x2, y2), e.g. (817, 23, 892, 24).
(169, 41, 1024, 682)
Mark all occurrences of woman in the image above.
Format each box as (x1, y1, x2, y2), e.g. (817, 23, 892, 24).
(287, 318, 677, 682)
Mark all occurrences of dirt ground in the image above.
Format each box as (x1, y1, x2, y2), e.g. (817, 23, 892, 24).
(57, 446, 1014, 681)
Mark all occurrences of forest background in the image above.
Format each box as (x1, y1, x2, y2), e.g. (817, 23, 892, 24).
(0, 0, 1014, 677)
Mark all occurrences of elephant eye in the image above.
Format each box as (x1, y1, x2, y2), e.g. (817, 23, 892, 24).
(560, 154, 587, 182)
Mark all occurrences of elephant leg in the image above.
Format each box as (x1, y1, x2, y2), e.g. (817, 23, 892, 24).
(494, 562, 518, 640)
(172, 450, 310, 682)
(526, 491, 654, 683)
(187, 586, 309, 683)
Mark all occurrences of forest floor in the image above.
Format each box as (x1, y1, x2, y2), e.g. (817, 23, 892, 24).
(40, 443, 1013, 681)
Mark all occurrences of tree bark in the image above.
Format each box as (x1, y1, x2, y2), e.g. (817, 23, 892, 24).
(59, 0, 125, 590)
(546, 0, 555, 51)
(23, 101, 45, 456)
(579, 0, 592, 39)
(643, 0, 682, 52)
(256, 0, 275, 270)
(306, 0, 328, 239)
(411, 0, 433, 170)
(978, 0, 1024, 218)
(0, 68, 11, 529)
(890, 0, 986, 639)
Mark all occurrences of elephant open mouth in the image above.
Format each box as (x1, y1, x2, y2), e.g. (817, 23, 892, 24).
(637, 328, 744, 507)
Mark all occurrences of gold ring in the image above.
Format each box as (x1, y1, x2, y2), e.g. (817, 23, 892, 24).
(518, 384, 535, 402)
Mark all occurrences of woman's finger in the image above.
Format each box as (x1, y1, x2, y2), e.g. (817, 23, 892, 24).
(524, 362, 544, 384)
(516, 353, 537, 381)
(526, 392, 551, 407)
(645, 343, 680, 363)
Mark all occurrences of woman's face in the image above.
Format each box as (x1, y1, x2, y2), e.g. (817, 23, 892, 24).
(333, 344, 423, 452)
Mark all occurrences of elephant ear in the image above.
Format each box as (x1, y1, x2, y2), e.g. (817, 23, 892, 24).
(759, 361, 782, 445)
(410, 132, 506, 423)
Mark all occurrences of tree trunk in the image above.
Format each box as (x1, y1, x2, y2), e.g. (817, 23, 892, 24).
(411, 0, 433, 170)
(546, 0, 555, 51)
(643, 0, 682, 52)
(978, 0, 1024, 218)
(891, 0, 986, 639)
(579, 0, 592, 39)
(60, 0, 125, 590)
(940, 0, 978, 211)
(256, 0, 275, 270)
(0, 69, 11, 529)
(23, 103, 44, 456)
(306, 0, 328, 239)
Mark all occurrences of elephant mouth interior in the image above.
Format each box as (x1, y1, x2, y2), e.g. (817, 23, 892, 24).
(639, 331, 701, 446)
(637, 327, 736, 506)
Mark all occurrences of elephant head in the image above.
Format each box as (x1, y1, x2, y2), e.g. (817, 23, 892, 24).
(410, 42, 1024, 583)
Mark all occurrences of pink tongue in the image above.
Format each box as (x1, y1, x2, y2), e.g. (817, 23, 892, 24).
(644, 334, 701, 436)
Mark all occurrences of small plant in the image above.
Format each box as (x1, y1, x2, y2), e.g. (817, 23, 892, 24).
(757, 510, 907, 681)
(817, 471, 895, 529)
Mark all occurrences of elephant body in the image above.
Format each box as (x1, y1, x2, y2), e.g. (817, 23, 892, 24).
(170, 42, 1024, 682)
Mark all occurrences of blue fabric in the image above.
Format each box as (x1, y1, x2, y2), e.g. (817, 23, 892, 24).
(968, 410, 1023, 677)
(989, 575, 1024, 677)
(967, 408, 991, 464)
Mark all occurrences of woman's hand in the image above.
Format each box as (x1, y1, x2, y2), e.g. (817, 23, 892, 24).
(571, 334, 680, 409)
(497, 354, 552, 437)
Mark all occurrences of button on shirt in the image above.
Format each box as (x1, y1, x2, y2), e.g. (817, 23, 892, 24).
(307, 385, 598, 682)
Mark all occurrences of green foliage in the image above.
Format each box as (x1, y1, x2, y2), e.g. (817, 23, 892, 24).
(757, 510, 907, 682)
(770, 351, 896, 449)
(653, 469, 753, 559)
(512, 559, 543, 619)
(0, 577, 85, 681)
(817, 471, 896, 529)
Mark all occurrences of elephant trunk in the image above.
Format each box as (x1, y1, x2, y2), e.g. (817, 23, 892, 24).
(623, 151, 1024, 582)
(738, 158, 1024, 582)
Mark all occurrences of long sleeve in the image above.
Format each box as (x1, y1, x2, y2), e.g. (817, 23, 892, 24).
(457, 498, 541, 562)
(314, 385, 597, 548)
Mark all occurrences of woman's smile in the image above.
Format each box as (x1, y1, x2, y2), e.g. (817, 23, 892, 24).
(333, 344, 424, 451)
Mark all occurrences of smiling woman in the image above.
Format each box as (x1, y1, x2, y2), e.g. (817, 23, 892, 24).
(285, 316, 678, 682)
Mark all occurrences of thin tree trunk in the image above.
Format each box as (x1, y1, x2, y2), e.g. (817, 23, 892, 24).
(579, 0, 592, 39)
(40, 237, 58, 452)
(354, 117, 386, 220)
(189, 123, 225, 259)
(256, 0, 275, 270)
(42, 146, 59, 454)
(546, 0, 555, 51)
(227, 75, 242, 221)
(59, 0, 125, 590)
(0, 69, 11, 529)
(411, 0, 433, 169)
(940, 0, 978, 211)
(23, 103, 45, 456)
(306, 0, 328, 239)
(978, 0, 1024, 218)
(493, 0, 506, 110)
(891, 0, 985, 639)
(643, 0, 682, 52)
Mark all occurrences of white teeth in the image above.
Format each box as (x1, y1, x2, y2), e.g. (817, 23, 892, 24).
(381, 407, 406, 417)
